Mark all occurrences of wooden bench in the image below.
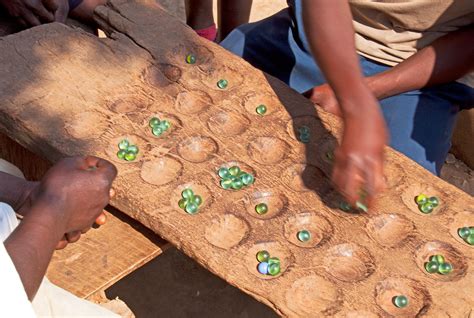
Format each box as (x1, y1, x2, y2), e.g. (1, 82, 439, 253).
(0, 132, 170, 299)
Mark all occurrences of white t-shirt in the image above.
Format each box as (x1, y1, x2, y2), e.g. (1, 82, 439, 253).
(0, 203, 36, 318)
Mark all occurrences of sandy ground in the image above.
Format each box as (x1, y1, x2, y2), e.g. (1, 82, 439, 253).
(105, 1, 473, 317)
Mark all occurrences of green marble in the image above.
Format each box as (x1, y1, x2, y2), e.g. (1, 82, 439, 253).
(255, 203, 268, 215)
(339, 201, 352, 212)
(181, 188, 194, 199)
(419, 202, 434, 214)
(229, 166, 241, 176)
(415, 194, 428, 205)
(218, 167, 230, 179)
(438, 262, 453, 275)
(118, 139, 130, 150)
(256, 250, 270, 262)
(428, 196, 439, 207)
(124, 152, 136, 161)
(429, 254, 445, 264)
(355, 201, 368, 212)
(117, 150, 127, 160)
(149, 117, 160, 128)
(298, 126, 310, 134)
(178, 198, 188, 209)
(185, 202, 199, 214)
(217, 79, 228, 89)
(466, 233, 474, 245)
(393, 295, 408, 308)
(152, 126, 163, 136)
(231, 179, 244, 190)
(241, 173, 255, 185)
(127, 145, 139, 154)
(193, 195, 203, 206)
(458, 227, 471, 239)
(297, 230, 311, 242)
(186, 54, 196, 64)
(268, 257, 280, 266)
(160, 120, 171, 130)
(268, 263, 281, 276)
(424, 261, 439, 273)
(220, 178, 233, 190)
(256, 104, 267, 115)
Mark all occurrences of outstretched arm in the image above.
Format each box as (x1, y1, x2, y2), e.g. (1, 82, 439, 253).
(302, 0, 387, 206)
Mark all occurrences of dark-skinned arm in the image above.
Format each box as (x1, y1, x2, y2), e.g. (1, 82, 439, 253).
(0, 172, 36, 212)
(2, 156, 116, 300)
(368, 25, 474, 99)
(302, 0, 387, 206)
(307, 26, 474, 119)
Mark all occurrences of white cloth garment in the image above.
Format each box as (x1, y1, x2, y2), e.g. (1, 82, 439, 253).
(0, 203, 37, 318)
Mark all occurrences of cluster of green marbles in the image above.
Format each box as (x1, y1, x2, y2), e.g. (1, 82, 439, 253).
(256, 104, 267, 116)
(117, 139, 139, 161)
(458, 226, 474, 245)
(255, 203, 268, 215)
(424, 254, 453, 275)
(149, 116, 171, 137)
(392, 295, 409, 308)
(415, 194, 439, 214)
(178, 188, 202, 215)
(297, 230, 311, 242)
(256, 250, 281, 276)
(298, 126, 310, 143)
(217, 79, 228, 89)
(185, 53, 196, 64)
(218, 166, 254, 190)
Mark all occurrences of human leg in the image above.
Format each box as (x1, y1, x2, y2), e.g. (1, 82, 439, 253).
(217, 0, 252, 41)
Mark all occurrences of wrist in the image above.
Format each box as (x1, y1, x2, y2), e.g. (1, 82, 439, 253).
(24, 200, 68, 240)
(365, 72, 397, 100)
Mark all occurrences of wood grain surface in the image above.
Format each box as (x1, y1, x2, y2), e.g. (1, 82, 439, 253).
(0, 1, 472, 316)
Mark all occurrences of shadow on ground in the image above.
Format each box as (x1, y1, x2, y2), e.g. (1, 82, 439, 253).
(106, 248, 278, 318)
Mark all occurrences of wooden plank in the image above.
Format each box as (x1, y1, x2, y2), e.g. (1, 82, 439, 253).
(0, 1, 472, 316)
(47, 207, 170, 299)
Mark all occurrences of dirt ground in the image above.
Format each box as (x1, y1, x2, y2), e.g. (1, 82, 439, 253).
(105, 1, 473, 317)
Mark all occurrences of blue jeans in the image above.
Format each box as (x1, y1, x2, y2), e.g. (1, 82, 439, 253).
(221, 7, 474, 175)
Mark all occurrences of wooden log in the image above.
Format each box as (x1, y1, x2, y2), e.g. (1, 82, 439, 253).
(0, 1, 472, 316)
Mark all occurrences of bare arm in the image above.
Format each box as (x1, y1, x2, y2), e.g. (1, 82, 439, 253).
(0, 172, 36, 213)
(2, 157, 116, 300)
(302, 0, 387, 206)
(369, 25, 474, 99)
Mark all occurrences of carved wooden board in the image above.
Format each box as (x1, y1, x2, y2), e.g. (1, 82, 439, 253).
(0, 1, 472, 316)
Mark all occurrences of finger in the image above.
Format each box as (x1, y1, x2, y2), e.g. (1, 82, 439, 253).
(66, 231, 82, 243)
(54, 1, 69, 23)
(22, 11, 42, 26)
(16, 17, 28, 28)
(56, 237, 68, 249)
(333, 156, 363, 206)
(95, 212, 107, 226)
(84, 156, 118, 181)
(28, 3, 54, 22)
(363, 157, 386, 206)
